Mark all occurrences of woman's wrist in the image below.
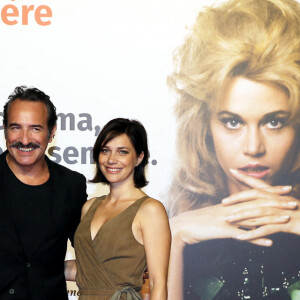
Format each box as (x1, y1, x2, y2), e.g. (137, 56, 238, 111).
(169, 216, 186, 249)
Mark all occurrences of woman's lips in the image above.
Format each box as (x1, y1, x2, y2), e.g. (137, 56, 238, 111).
(105, 167, 122, 174)
(238, 165, 270, 179)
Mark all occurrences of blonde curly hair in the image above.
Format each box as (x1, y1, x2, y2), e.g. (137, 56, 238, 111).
(168, 0, 300, 217)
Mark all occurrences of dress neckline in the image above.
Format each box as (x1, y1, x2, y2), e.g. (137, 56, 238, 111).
(90, 195, 148, 242)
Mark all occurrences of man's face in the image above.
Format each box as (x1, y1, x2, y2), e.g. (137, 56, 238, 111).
(5, 99, 56, 170)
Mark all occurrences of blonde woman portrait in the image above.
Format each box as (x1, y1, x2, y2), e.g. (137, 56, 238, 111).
(167, 0, 300, 299)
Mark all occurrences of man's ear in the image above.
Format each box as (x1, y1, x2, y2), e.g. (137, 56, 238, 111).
(3, 123, 7, 138)
(48, 125, 57, 143)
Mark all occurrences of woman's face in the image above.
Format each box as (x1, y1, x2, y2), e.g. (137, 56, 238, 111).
(210, 77, 297, 194)
(98, 133, 143, 186)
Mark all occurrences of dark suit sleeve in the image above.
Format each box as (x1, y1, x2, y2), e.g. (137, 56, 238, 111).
(69, 173, 87, 247)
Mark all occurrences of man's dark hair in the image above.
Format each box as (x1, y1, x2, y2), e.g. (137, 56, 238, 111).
(91, 118, 149, 188)
(3, 86, 57, 137)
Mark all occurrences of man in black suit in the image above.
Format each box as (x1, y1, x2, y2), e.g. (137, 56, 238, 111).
(0, 86, 87, 299)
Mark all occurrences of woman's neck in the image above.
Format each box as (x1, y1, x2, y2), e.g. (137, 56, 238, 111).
(108, 181, 145, 202)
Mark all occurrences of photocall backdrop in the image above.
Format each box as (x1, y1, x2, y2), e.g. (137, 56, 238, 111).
(0, 0, 212, 298)
(1, 0, 298, 299)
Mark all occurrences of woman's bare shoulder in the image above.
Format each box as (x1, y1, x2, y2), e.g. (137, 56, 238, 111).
(81, 196, 99, 219)
(140, 197, 167, 216)
(138, 198, 170, 237)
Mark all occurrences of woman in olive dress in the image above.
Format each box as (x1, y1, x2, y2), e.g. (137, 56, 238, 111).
(68, 118, 171, 300)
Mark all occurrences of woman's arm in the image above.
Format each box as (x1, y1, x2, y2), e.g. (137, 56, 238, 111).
(64, 259, 77, 281)
(139, 199, 171, 300)
(167, 198, 275, 300)
(167, 221, 185, 300)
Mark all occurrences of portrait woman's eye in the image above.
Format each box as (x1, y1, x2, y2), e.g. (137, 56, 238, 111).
(220, 117, 243, 130)
(265, 118, 285, 130)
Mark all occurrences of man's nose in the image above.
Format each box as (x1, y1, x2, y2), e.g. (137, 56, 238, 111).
(19, 129, 31, 145)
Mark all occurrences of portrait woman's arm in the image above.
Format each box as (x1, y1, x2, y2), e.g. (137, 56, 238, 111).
(168, 201, 276, 300)
(138, 199, 171, 300)
(167, 169, 297, 299)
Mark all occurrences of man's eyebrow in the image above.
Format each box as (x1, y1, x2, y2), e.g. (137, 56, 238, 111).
(8, 123, 20, 127)
(8, 123, 44, 128)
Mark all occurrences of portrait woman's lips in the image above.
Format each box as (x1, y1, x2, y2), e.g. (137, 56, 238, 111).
(238, 164, 270, 179)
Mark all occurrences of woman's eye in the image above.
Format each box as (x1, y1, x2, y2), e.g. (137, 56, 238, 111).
(222, 118, 242, 129)
(119, 150, 128, 155)
(100, 149, 108, 153)
(265, 119, 283, 129)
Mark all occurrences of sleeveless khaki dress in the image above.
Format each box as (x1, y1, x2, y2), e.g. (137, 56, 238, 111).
(74, 195, 148, 300)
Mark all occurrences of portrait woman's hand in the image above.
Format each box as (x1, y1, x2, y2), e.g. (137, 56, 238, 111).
(168, 180, 273, 300)
(223, 169, 300, 242)
(168, 170, 300, 300)
(170, 203, 272, 247)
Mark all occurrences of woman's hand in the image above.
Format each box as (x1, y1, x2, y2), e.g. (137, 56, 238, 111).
(168, 189, 270, 300)
(223, 169, 300, 242)
(170, 202, 272, 247)
(168, 171, 299, 300)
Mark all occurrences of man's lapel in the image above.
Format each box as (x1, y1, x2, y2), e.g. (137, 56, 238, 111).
(30, 156, 67, 258)
(0, 151, 27, 259)
(46, 156, 67, 223)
